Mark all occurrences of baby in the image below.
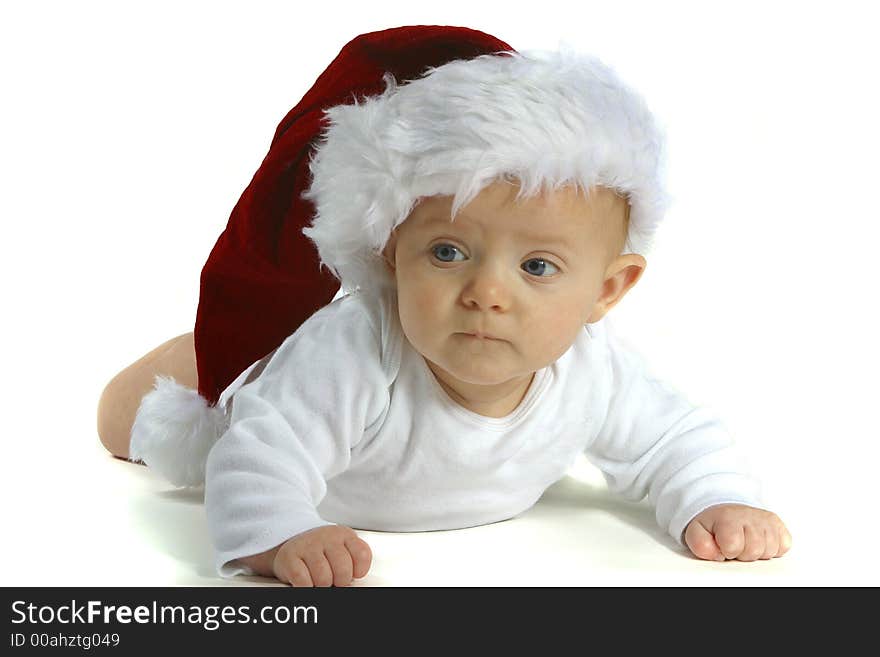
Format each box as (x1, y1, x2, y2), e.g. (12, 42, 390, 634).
(97, 26, 791, 586)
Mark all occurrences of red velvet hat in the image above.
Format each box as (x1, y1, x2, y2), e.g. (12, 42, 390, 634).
(195, 25, 514, 406)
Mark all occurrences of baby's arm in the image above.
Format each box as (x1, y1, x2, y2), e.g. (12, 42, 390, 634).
(583, 322, 790, 560)
(205, 298, 389, 584)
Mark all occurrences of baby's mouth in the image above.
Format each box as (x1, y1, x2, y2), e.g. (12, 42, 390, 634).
(460, 332, 501, 341)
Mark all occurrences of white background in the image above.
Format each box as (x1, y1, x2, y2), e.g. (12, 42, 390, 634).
(2, 0, 878, 586)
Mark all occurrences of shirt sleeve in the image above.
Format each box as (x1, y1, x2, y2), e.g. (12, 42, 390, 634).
(204, 296, 390, 577)
(583, 321, 767, 548)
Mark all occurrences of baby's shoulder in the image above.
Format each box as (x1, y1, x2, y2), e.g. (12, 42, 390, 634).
(274, 286, 401, 379)
(322, 287, 400, 354)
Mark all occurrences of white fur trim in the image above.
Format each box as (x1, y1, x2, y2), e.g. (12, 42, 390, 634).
(302, 47, 670, 295)
(129, 375, 229, 487)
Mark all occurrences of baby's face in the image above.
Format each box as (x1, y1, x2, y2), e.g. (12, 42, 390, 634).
(383, 180, 641, 401)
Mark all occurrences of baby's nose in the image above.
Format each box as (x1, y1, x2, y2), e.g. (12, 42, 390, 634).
(460, 262, 512, 311)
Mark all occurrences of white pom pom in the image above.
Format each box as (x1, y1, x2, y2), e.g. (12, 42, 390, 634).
(130, 375, 229, 487)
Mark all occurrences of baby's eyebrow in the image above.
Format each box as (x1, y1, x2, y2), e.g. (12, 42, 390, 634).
(513, 229, 577, 249)
(420, 215, 461, 229)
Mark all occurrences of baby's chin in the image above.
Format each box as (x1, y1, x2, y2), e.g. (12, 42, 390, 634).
(428, 352, 527, 387)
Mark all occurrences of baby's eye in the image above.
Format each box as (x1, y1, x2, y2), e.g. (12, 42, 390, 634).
(522, 258, 559, 277)
(431, 244, 466, 262)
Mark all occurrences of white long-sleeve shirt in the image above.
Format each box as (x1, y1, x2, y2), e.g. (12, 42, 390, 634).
(205, 287, 765, 577)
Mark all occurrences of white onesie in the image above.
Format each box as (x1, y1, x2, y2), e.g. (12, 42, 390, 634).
(206, 287, 764, 576)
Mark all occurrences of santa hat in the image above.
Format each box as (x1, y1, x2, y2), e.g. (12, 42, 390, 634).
(130, 25, 669, 487)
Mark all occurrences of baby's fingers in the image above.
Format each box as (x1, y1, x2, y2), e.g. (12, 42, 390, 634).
(302, 551, 334, 587)
(761, 526, 779, 560)
(684, 520, 725, 561)
(714, 521, 746, 560)
(274, 556, 313, 588)
(779, 526, 793, 556)
(735, 525, 765, 561)
(764, 524, 793, 559)
(345, 536, 373, 580)
(324, 544, 354, 587)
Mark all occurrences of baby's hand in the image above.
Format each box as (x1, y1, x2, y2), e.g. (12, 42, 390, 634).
(684, 503, 792, 562)
(271, 525, 372, 587)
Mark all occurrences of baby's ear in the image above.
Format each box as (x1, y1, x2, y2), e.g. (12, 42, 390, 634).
(381, 231, 398, 274)
(587, 254, 646, 323)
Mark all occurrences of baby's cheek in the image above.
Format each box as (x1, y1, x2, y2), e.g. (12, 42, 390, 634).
(415, 283, 444, 314)
(397, 283, 442, 344)
(405, 284, 441, 323)
(520, 308, 582, 364)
